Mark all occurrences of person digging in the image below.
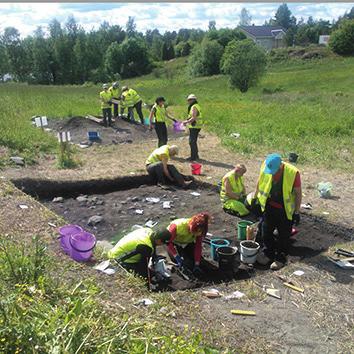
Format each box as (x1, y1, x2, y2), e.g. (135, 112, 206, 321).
(167, 212, 210, 278)
(220, 164, 250, 217)
(107, 227, 172, 279)
(255, 153, 302, 271)
(145, 144, 192, 188)
(99, 83, 112, 127)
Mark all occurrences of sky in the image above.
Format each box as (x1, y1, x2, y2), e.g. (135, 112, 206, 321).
(0, 2, 353, 37)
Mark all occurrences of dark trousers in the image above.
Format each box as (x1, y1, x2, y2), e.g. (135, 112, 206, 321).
(113, 103, 118, 118)
(189, 128, 201, 160)
(128, 100, 144, 124)
(262, 206, 292, 263)
(102, 108, 112, 126)
(155, 122, 168, 147)
(146, 162, 185, 186)
(121, 258, 149, 278)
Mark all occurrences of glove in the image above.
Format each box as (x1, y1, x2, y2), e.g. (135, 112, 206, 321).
(193, 265, 204, 277)
(293, 212, 300, 225)
(174, 255, 183, 268)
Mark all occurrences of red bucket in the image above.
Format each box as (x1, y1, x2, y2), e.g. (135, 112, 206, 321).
(191, 163, 202, 175)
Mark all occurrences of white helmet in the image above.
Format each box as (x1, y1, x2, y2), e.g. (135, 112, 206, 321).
(121, 86, 129, 92)
(112, 82, 119, 88)
(187, 94, 197, 100)
(102, 83, 109, 89)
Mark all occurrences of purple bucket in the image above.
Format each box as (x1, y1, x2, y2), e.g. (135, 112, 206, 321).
(173, 121, 185, 132)
(69, 231, 96, 262)
(59, 224, 83, 255)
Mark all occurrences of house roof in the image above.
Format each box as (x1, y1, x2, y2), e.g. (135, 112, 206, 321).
(240, 26, 286, 38)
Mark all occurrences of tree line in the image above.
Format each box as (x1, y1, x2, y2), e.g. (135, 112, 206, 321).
(0, 4, 353, 85)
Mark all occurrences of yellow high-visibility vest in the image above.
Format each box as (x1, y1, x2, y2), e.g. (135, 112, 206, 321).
(257, 162, 299, 220)
(152, 103, 166, 123)
(169, 218, 196, 244)
(100, 90, 112, 109)
(109, 87, 120, 99)
(188, 103, 204, 129)
(220, 170, 245, 203)
(145, 145, 170, 165)
(107, 228, 153, 263)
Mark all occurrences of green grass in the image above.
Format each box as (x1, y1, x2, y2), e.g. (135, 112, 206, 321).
(0, 55, 353, 171)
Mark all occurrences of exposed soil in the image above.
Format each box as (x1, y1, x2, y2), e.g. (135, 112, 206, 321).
(40, 178, 353, 289)
(47, 116, 182, 146)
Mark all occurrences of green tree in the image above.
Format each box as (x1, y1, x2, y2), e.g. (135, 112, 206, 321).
(221, 39, 267, 92)
(104, 42, 124, 78)
(73, 31, 89, 83)
(208, 20, 216, 31)
(189, 39, 224, 77)
(329, 20, 354, 55)
(274, 3, 293, 29)
(2, 27, 30, 81)
(239, 8, 252, 26)
(175, 41, 191, 57)
(151, 35, 164, 60)
(120, 37, 151, 77)
(0, 42, 10, 81)
(126, 16, 137, 37)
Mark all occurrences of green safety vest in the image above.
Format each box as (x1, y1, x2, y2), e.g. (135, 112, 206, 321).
(257, 162, 299, 220)
(100, 90, 112, 109)
(146, 145, 170, 165)
(188, 103, 204, 129)
(169, 218, 196, 244)
(220, 170, 245, 203)
(152, 103, 166, 123)
(109, 87, 120, 99)
(107, 228, 153, 263)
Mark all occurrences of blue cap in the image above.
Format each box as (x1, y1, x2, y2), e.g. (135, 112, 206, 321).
(264, 153, 282, 175)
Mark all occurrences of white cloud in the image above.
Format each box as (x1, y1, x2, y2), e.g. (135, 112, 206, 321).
(0, 2, 353, 37)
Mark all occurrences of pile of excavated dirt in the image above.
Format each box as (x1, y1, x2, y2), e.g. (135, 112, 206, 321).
(47, 116, 183, 145)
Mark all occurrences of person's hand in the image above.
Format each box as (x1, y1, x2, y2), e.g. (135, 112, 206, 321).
(193, 265, 204, 277)
(149, 124, 153, 131)
(293, 212, 300, 225)
(174, 255, 183, 268)
(182, 120, 188, 126)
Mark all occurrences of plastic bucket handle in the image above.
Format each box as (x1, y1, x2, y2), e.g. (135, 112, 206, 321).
(69, 234, 97, 253)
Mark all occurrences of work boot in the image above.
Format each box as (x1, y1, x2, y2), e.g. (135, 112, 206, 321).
(270, 261, 285, 271)
(256, 252, 271, 265)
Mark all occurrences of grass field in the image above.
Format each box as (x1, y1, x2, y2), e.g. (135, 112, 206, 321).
(0, 56, 353, 171)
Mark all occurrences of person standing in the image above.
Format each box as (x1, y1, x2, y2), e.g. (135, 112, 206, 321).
(167, 212, 210, 277)
(109, 82, 120, 119)
(183, 94, 204, 161)
(100, 84, 112, 127)
(121, 86, 144, 124)
(149, 96, 176, 147)
(220, 164, 250, 217)
(255, 153, 302, 270)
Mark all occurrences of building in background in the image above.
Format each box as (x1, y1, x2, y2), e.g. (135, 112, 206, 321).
(319, 35, 330, 46)
(239, 26, 287, 51)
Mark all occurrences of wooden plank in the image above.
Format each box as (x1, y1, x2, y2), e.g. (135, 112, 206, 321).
(86, 115, 103, 124)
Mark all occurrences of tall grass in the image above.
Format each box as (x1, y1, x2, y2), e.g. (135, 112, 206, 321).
(0, 56, 353, 171)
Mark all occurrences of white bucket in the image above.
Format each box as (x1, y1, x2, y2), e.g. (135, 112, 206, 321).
(240, 241, 260, 264)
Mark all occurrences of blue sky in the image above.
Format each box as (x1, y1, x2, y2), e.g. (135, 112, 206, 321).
(0, 3, 353, 37)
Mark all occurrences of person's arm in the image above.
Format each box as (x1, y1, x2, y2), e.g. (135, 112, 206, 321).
(194, 236, 202, 265)
(167, 224, 179, 259)
(118, 244, 153, 263)
(293, 173, 302, 213)
(161, 155, 174, 181)
(224, 177, 242, 200)
(165, 109, 176, 122)
(183, 106, 198, 125)
(149, 107, 155, 130)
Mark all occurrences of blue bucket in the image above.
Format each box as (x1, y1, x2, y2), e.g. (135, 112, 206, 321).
(144, 117, 150, 126)
(87, 131, 100, 142)
(210, 239, 230, 261)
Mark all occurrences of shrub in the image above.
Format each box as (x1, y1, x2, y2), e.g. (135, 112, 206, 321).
(329, 20, 354, 55)
(221, 39, 267, 93)
(188, 39, 224, 77)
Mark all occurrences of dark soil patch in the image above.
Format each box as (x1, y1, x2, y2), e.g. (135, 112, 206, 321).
(47, 116, 182, 145)
(35, 178, 354, 288)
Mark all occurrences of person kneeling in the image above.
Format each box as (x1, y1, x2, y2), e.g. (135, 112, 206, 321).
(107, 227, 172, 278)
(220, 164, 250, 217)
(167, 213, 210, 278)
(145, 144, 191, 188)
